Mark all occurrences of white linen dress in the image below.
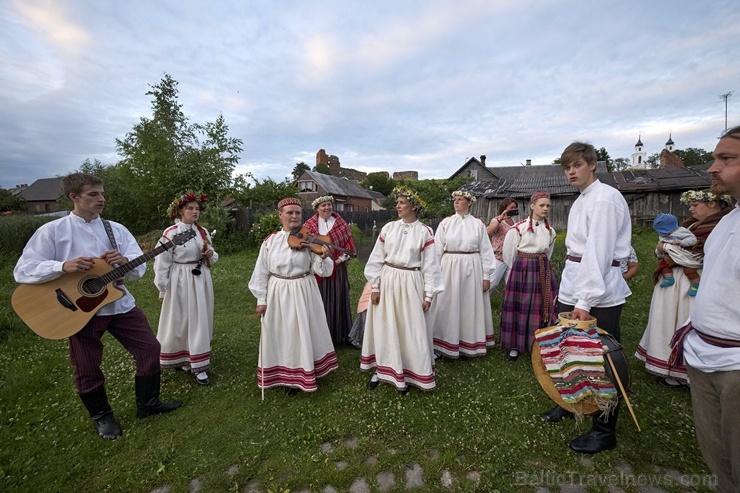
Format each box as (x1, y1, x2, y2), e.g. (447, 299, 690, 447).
(429, 213, 496, 357)
(154, 220, 218, 373)
(248, 230, 338, 392)
(361, 220, 443, 391)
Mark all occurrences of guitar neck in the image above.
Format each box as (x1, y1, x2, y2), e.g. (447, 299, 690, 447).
(98, 242, 173, 285)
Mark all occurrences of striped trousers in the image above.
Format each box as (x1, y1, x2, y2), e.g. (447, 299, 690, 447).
(68, 307, 161, 394)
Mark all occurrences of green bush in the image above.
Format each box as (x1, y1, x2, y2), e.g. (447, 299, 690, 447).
(349, 223, 364, 240)
(0, 214, 58, 260)
(247, 211, 281, 247)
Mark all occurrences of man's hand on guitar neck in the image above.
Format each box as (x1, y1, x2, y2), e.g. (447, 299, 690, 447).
(62, 256, 96, 273)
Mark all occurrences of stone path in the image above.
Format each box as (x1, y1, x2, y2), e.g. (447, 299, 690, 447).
(148, 439, 716, 493)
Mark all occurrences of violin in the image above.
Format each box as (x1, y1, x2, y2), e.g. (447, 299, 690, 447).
(287, 226, 357, 258)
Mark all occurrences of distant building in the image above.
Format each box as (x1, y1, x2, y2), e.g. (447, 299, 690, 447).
(295, 170, 374, 212)
(17, 178, 63, 213)
(631, 134, 683, 169)
(631, 135, 647, 168)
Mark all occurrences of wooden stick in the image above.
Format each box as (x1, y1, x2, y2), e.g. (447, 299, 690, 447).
(604, 348, 641, 432)
(260, 315, 265, 402)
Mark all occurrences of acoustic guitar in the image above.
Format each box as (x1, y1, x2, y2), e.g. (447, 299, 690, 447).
(11, 229, 196, 340)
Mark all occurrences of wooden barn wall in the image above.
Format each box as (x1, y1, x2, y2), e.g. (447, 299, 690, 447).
(470, 191, 694, 232)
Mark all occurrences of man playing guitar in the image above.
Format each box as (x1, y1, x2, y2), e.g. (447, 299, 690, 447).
(13, 173, 182, 439)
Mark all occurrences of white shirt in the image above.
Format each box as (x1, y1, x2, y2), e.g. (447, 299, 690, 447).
(558, 180, 632, 311)
(248, 230, 334, 305)
(318, 215, 336, 235)
(434, 213, 496, 281)
(502, 219, 556, 269)
(13, 213, 145, 315)
(365, 220, 444, 299)
(684, 205, 740, 372)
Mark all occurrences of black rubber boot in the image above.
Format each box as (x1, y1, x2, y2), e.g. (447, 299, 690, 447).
(569, 402, 620, 454)
(540, 405, 574, 422)
(79, 386, 122, 440)
(135, 373, 183, 418)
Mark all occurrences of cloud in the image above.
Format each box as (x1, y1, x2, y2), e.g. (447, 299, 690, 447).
(2, 0, 740, 189)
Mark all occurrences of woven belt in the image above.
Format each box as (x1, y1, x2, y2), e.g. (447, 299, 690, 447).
(566, 255, 620, 267)
(517, 252, 546, 259)
(174, 261, 200, 264)
(270, 271, 310, 280)
(444, 251, 477, 255)
(383, 262, 420, 271)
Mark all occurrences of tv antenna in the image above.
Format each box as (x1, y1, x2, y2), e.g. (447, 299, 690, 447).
(718, 91, 733, 131)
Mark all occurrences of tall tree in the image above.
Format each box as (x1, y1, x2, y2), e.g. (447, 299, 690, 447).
(610, 157, 631, 172)
(291, 162, 310, 181)
(231, 173, 297, 208)
(595, 147, 612, 169)
(115, 74, 242, 233)
(313, 163, 331, 175)
(673, 148, 713, 167)
(646, 153, 660, 169)
(360, 172, 396, 196)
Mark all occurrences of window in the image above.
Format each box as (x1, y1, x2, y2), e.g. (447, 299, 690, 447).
(298, 181, 316, 192)
(469, 169, 478, 180)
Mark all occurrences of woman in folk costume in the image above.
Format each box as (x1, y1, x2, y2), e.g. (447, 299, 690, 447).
(429, 190, 496, 359)
(248, 197, 338, 396)
(361, 186, 443, 393)
(635, 190, 732, 386)
(499, 191, 558, 362)
(304, 195, 356, 345)
(154, 192, 218, 386)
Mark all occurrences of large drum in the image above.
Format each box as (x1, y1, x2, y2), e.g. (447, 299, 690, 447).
(532, 313, 631, 415)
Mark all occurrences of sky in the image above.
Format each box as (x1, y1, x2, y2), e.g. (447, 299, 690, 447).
(2, 0, 739, 189)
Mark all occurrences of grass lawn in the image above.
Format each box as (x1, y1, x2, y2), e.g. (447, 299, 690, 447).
(0, 227, 714, 492)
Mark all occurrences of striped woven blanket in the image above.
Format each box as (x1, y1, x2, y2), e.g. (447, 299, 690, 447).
(535, 325, 617, 405)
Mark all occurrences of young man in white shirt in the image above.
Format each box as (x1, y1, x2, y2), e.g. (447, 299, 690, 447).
(14, 173, 182, 439)
(540, 142, 632, 454)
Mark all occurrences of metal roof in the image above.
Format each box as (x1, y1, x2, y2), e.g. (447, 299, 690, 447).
(461, 165, 710, 199)
(300, 171, 374, 200)
(17, 178, 62, 202)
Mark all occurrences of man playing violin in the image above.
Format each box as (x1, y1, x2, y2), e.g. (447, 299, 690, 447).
(304, 195, 356, 346)
(248, 197, 339, 397)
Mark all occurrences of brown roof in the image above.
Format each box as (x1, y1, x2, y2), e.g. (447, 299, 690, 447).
(17, 178, 62, 202)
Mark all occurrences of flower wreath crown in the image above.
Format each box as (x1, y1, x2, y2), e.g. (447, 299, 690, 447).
(391, 185, 426, 213)
(166, 192, 208, 219)
(679, 190, 729, 205)
(311, 195, 334, 208)
(451, 190, 476, 203)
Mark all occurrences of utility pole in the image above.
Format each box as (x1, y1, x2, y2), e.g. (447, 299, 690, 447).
(718, 91, 733, 131)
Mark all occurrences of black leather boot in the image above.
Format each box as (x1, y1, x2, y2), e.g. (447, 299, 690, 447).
(135, 373, 183, 418)
(540, 405, 574, 422)
(569, 402, 620, 454)
(79, 386, 122, 440)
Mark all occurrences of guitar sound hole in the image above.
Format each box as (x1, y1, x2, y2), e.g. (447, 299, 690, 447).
(81, 277, 105, 296)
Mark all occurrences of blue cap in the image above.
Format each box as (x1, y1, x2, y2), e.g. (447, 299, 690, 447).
(653, 213, 678, 235)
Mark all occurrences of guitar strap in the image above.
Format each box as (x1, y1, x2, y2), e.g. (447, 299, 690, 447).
(101, 219, 124, 285)
(102, 219, 118, 250)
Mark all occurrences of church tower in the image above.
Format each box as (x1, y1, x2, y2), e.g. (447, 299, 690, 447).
(631, 135, 647, 168)
(665, 133, 675, 152)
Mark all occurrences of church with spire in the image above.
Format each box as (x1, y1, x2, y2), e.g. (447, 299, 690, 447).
(630, 134, 683, 169)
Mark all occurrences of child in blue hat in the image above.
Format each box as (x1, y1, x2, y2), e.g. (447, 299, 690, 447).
(653, 212, 701, 296)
